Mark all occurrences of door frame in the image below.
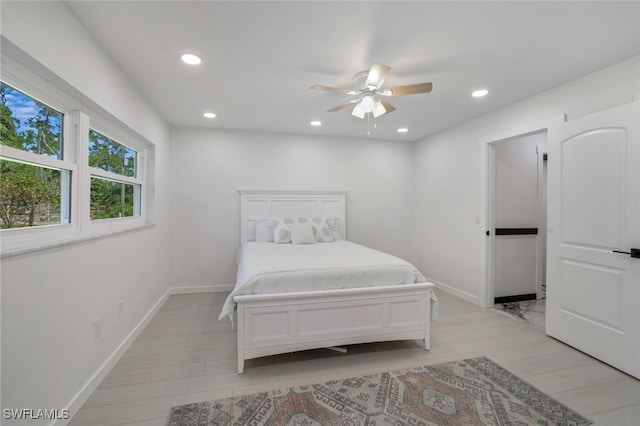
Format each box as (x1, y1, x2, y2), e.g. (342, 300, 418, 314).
(479, 116, 564, 308)
(536, 144, 548, 299)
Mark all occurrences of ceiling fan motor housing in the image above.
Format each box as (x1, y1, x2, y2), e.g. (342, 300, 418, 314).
(353, 70, 372, 91)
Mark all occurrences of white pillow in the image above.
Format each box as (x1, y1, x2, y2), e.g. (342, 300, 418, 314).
(291, 222, 316, 244)
(255, 220, 274, 242)
(326, 218, 342, 240)
(310, 217, 334, 242)
(272, 217, 293, 244)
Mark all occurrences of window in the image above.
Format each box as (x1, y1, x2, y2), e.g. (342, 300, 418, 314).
(0, 52, 153, 256)
(1, 83, 63, 158)
(0, 160, 70, 228)
(88, 129, 141, 220)
(89, 129, 136, 177)
(0, 82, 72, 230)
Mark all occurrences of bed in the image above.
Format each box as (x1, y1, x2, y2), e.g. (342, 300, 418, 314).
(222, 190, 436, 374)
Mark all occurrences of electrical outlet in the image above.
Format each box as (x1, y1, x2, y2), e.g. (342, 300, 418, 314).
(94, 317, 101, 339)
(118, 300, 123, 317)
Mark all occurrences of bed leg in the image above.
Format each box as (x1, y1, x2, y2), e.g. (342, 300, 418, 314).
(237, 305, 245, 374)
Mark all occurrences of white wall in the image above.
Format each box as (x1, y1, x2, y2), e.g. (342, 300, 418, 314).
(169, 128, 415, 288)
(0, 2, 171, 423)
(494, 133, 545, 228)
(413, 55, 640, 304)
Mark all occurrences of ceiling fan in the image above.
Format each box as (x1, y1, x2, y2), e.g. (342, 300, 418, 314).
(311, 64, 433, 119)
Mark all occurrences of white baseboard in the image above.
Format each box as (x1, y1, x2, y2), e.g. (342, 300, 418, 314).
(427, 277, 483, 306)
(57, 287, 172, 426)
(169, 284, 234, 294)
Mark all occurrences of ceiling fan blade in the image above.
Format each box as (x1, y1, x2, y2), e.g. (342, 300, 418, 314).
(365, 64, 391, 89)
(327, 99, 357, 112)
(384, 82, 433, 96)
(310, 85, 353, 94)
(378, 99, 396, 114)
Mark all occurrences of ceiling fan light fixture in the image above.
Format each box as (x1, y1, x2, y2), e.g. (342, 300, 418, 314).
(372, 101, 387, 118)
(360, 95, 376, 113)
(352, 102, 366, 119)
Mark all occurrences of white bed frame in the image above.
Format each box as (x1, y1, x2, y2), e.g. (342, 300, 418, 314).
(235, 190, 434, 373)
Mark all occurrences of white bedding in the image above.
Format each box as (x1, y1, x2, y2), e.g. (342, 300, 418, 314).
(219, 240, 429, 322)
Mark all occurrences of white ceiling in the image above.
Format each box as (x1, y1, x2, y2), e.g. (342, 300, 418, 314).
(65, 1, 640, 141)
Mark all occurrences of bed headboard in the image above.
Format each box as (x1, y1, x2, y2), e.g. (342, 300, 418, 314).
(239, 190, 346, 243)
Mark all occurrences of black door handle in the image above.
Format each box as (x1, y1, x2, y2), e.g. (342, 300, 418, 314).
(613, 248, 640, 258)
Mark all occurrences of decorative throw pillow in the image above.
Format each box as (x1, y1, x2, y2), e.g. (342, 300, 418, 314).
(326, 218, 342, 240)
(309, 217, 334, 242)
(272, 217, 294, 244)
(290, 222, 316, 244)
(255, 220, 274, 242)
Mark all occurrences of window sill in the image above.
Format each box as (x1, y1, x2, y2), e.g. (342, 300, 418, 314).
(0, 223, 155, 259)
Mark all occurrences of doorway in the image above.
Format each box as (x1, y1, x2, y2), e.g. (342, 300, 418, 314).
(483, 129, 548, 326)
(489, 132, 548, 328)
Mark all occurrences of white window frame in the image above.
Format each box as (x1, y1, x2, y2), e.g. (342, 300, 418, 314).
(1, 47, 152, 257)
(82, 114, 147, 233)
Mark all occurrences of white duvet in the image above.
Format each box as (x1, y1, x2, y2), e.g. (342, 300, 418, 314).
(218, 240, 428, 322)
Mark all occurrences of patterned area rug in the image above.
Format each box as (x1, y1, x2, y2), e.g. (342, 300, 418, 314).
(166, 356, 591, 425)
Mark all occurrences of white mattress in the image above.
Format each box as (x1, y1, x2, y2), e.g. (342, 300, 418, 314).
(219, 240, 428, 322)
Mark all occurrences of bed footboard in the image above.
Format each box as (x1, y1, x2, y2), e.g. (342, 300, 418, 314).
(234, 283, 434, 374)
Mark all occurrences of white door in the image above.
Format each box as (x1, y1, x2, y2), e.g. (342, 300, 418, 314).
(546, 101, 640, 379)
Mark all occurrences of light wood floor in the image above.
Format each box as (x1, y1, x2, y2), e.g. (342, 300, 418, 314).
(70, 289, 640, 425)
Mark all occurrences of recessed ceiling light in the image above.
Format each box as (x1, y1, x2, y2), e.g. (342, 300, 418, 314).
(181, 53, 202, 65)
(203, 112, 216, 119)
(397, 128, 409, 133)
(472, 89, 489, 98)
(310, 120, 322, 126)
